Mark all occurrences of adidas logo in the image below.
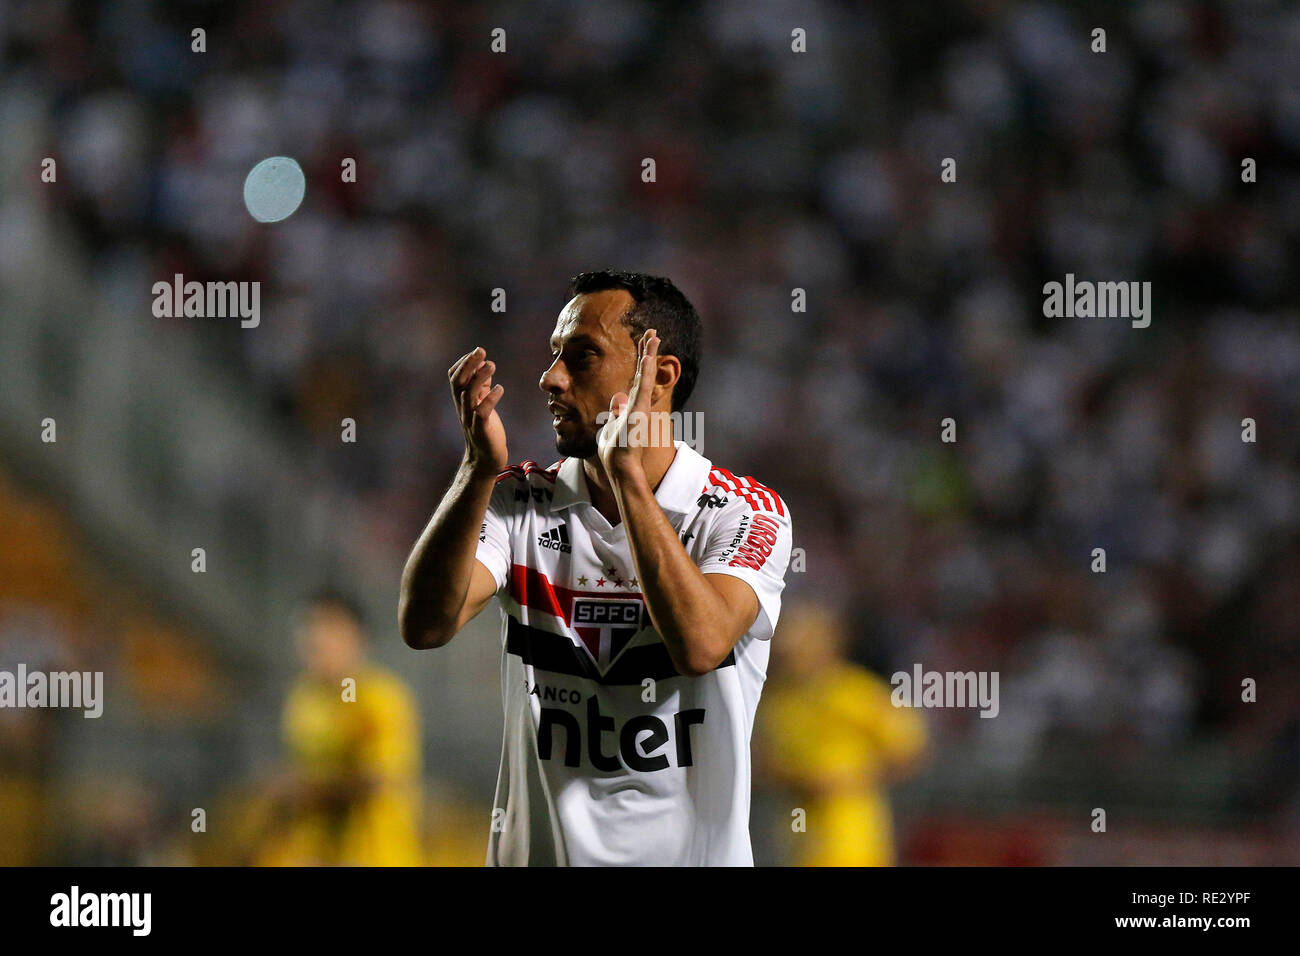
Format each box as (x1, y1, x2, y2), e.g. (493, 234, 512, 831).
(697, 492, 729, 509)
(537, 523, 572, 553)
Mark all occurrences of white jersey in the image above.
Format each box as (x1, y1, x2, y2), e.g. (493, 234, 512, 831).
(473, 440, 792, 866)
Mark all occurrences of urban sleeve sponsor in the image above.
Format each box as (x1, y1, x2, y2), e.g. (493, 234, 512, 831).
(726, 513, 781, 571)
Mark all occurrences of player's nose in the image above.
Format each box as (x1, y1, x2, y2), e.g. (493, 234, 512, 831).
(539, 356, 568, 395)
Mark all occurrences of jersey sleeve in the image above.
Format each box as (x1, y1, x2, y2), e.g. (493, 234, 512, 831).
(474, 478, 517, 594)
(698, 495, 793, 642)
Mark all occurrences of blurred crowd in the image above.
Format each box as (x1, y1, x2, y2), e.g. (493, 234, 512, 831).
(3, 0, 1298, 856)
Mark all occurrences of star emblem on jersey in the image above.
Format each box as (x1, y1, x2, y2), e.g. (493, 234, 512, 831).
(577, 575, 588, 586)
(570, 596, 646, 673)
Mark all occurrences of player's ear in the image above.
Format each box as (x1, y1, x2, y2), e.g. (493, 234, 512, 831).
(653, 353, 680, 406)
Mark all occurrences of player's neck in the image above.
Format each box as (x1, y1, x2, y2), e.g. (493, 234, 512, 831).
(582, 443, 678, 526)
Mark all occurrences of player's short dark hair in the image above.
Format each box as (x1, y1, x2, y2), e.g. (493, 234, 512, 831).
(304, 587, 368, 635)
(567, 270, 702, 412)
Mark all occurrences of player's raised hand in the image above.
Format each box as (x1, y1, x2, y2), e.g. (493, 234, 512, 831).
(627, 327, 659, 419)
(598, 328, 661, 477)
(449, 346, 508, 474)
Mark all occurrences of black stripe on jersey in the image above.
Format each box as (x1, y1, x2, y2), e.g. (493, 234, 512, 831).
(506, 616, 734, 685)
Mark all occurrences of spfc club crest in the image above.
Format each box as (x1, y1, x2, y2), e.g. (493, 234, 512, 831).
(571, 597, 645, 672)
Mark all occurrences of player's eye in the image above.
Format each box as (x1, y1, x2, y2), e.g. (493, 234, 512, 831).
(549, 345, 597, 367)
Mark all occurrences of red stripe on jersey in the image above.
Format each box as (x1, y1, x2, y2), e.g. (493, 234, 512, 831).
(744, 476, 777, 513)
(508, 564, 643, 625)
(509, 564, 566, 620)
(708, 467, 786, 516)
(707, 469, 751, 508)
(707, 468, 740, 494)
(496, 459, 562, 484)
(716, 466, 785, 516)
(708, 468, 768, 514)
(519, 459, 560, 482)
(730, 470, 772, 510)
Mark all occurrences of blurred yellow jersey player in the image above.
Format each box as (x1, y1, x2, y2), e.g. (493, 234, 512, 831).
(760, 602, 928, 866)
(262, 591, 422, 866)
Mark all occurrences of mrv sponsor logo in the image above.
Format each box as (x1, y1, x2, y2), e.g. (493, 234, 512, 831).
(50, 886, 151, 936)
(891, 664, 999, 718)
(0, 666, 102, 718)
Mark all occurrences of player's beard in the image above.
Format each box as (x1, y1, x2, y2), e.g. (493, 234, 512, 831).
(554, 417, 599, 459)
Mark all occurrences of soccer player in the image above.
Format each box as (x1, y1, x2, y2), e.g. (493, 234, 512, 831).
(399, 270, 793, 866)
(758, 602, 928, 866)
(260, 591, 423, 866)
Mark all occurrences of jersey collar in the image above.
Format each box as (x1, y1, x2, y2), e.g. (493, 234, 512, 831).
(550, 440, 713, 515)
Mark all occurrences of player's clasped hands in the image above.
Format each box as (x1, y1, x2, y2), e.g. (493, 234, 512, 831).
(449, 346, 508, 474)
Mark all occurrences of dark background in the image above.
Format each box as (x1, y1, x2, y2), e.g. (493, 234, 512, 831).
(0, 0, 1296, 864)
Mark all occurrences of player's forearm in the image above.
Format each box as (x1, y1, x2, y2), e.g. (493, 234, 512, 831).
(611, 466, 734, 676)
(399, 455, 496, 648)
